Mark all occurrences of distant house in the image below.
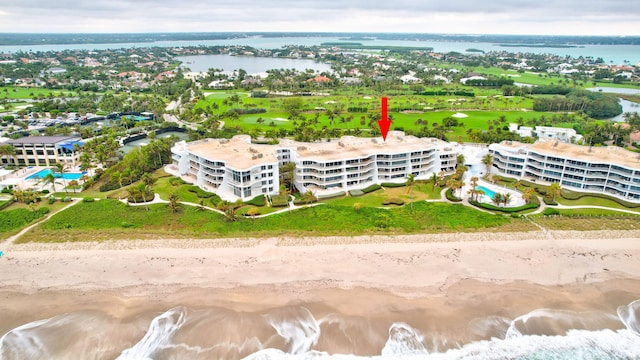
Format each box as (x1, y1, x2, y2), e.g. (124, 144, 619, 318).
(208, 80, 234, 89)
(241, 78, 263, 87)
(307, 75, 331, 84)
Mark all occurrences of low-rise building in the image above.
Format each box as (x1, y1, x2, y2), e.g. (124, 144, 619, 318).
(489, 140, 640, 201)
(170, 131, 457, 201)
(1, 136, 83, 168)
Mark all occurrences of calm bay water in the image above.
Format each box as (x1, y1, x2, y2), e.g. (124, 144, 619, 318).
(1, 36, 639, 65)
(176, 54, 332, 73)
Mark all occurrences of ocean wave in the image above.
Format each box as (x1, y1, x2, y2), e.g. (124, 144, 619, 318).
(2, 299, 639, 360)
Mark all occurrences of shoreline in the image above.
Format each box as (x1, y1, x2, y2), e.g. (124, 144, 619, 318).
(2, 230, 640, 293)
(2, 230, 640, 355)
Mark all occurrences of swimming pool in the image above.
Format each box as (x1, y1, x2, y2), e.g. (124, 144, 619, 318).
(26, 169, 85, 180)
(476, 186, 497, 199)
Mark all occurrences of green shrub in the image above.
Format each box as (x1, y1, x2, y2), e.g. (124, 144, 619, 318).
(0, 199, 15, 210)
(445, 188, 462, 202)
(186, 186, 216, 198)
(0, 207, 49, 232)
(62, 196, 72, 203)
(99, 182, 121, 192)
(543, 197, 557, 206)
(82, 197, 95, 203)
(244, 195, 265, 207)
(169, 177, 186, 186)
(469, 199, 539, 213)
(349, 189, 364, 197)
(560, 189, 640, 208)
(41, 189, 50, 194)
(382, 198, 405, 206)
(362, 184, 382, 194)
(271, 194, 289, 207)
(47, 196, 55, 205)
(543, 208, 560, 216)
(381, 182, 406, 188)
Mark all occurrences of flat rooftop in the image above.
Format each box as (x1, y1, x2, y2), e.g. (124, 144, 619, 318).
(498, 140, 640, 169)
(281, 131, 443, 161)
(187, 135, 278, 170)
(5, 136, 80, 145)
(185, 132, 447, 169)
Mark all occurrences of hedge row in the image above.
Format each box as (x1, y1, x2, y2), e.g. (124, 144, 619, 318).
(381, 182, 406, 188)
(362, 184, 382, 194)
(445, 188, 462, 202)
(469, 199, 539, 213)
(293, 198, 317, 206)
(0, 198, 15, 210)
(270, 194, 289, 207)
(244, 195, 265, 207)
(560, 189, 640, 208)
(187, 186, 217, 199)
(419, 90, 475, 97)
(382, 198, 405, 206)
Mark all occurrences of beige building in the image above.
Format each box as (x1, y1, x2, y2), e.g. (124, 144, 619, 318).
(171, 131, 457, 202)
(1, 136, 83, 168)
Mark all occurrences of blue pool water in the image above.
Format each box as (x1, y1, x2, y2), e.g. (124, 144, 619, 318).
(476, 185, 496, 198)
(26, 169, 85, 180)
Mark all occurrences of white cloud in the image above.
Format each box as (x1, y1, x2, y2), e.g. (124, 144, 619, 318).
(0, 0, 638, 35)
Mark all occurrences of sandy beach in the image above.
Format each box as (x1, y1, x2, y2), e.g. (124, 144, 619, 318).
(1, 230, 640, 358)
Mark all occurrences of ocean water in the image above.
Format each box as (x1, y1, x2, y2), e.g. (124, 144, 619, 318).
(1, 299, 638, 359)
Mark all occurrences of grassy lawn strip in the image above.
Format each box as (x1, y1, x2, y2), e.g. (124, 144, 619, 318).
(532, 209, 640, 231)
(20, 199, 519, 243)
(0, 207, 50, 240)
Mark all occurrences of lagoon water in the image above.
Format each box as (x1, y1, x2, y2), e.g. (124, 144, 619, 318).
(176, 54, 332, 73)
(2, 36, 639, 65)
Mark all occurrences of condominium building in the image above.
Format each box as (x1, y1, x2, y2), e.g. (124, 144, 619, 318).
(489, 140, 640, 201)
(170, 131, 457, 201)
(1, 136, 83, 168)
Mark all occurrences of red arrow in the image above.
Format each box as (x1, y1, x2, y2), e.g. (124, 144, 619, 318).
(378, 97, 391, 141)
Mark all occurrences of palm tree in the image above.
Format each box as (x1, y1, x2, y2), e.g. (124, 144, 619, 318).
(301, 190, 316, 204)
(469, 176, 479, 201)
(42, 173, 56, 193)
(406, 173, 416, 209)
(0, 144, 16, 168)
(456, 154, 465, 169)
(54, 162, 68, 195)
(521, 188, 535, 204)
(503, 193, 512, 206)
(430, 172, 438, 191)
(482, 154, 493, 176)
(549, 182, 562, 202)
(279, 162, 297, 194)
(492, 193, 503, 206)
(167, 192, 180, 213)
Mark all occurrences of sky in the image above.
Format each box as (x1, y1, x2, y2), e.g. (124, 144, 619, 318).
(0, 0, 639, 36)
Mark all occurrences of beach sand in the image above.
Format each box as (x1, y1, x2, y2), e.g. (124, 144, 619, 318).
(1, 230, 640, 337)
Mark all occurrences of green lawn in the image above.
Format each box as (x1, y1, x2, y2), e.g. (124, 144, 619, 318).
(532, 210, 640, 230)
(325, 182, 443, 207)
(194, 91, 568, 142)
(0, 86, 78, 99)
(0, 207, 50, 240)
(19, 199, 519, 242)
